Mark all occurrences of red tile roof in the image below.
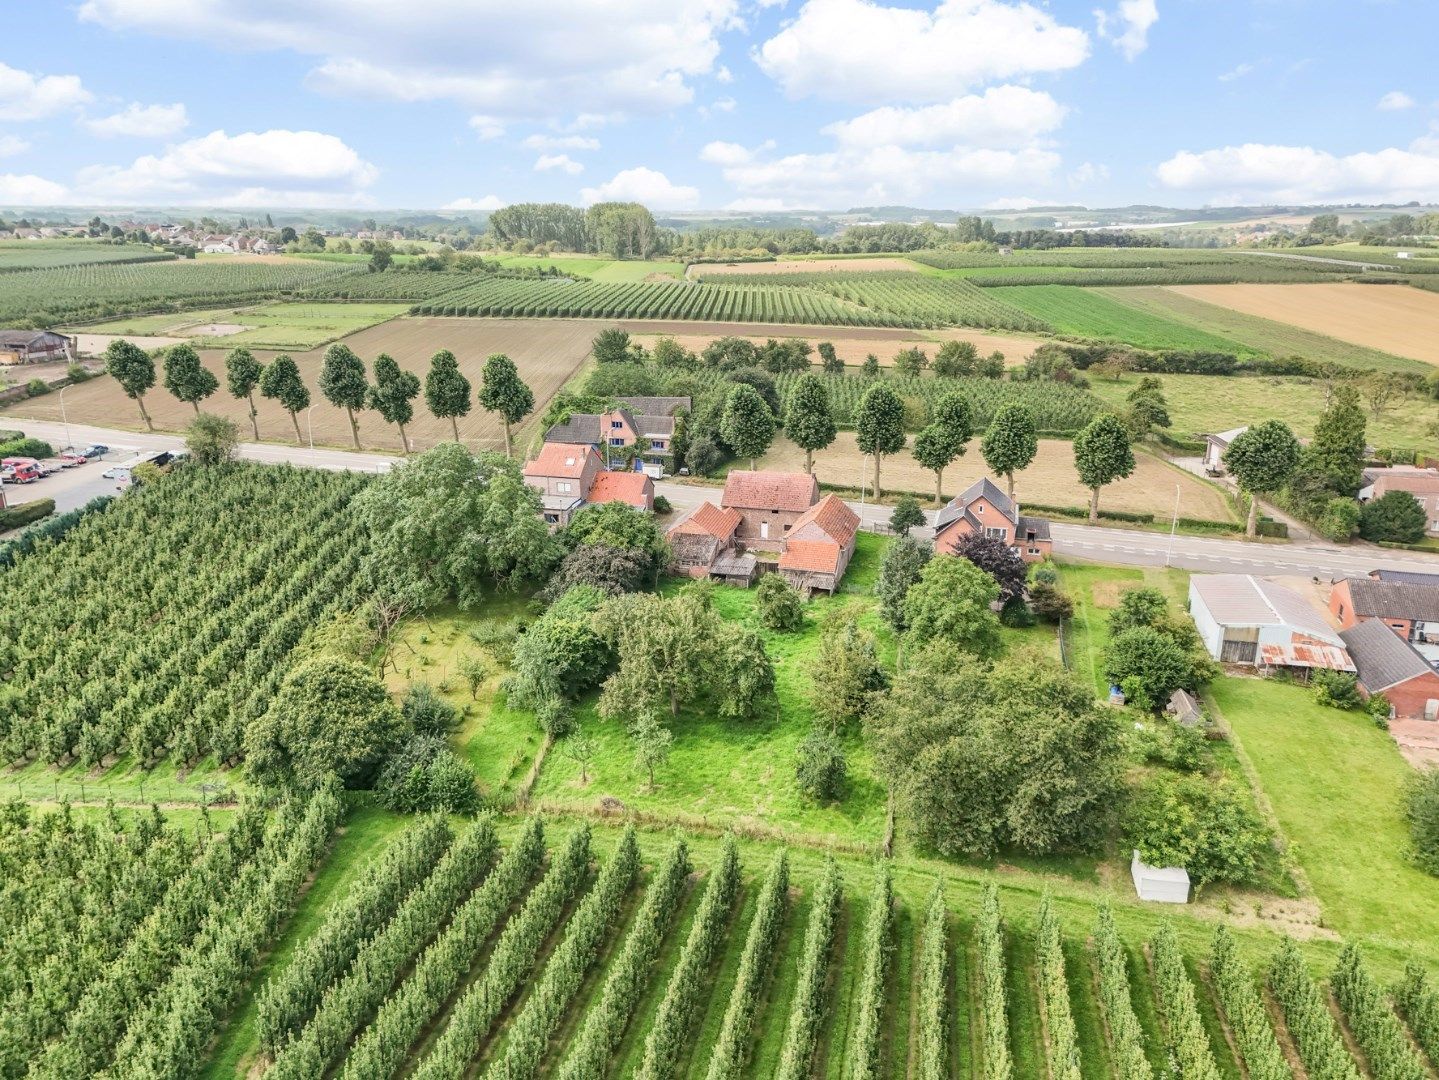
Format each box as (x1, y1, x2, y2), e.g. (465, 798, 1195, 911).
(779, 539, 842, 575)
(668, 501, 741, 541)
(523, 442, 598, 479)
(722, 470, 819, 513)
(587, 470, 653, 509)
(789, 494, 859, 546)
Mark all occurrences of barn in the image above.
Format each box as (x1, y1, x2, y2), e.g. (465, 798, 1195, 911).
(0, 330, 74, 366)
(1188, 574, 1352, 673)
(1339, 619, 1439, 722)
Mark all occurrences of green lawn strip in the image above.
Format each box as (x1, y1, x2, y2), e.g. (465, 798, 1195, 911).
(681, 882, 758, 1080)
(1186, 955, 1245, 1080)
(745, 890, 811, 1076)
(199, 803, 411, 1079)
(608, 876, 709, 1077)
(1007, 931, 1047, 1080)
(882, 899, 916, 1078)
(985, 284, 1253, 353)
(1056, 561, 1190, 699)
(950, 916, 975, 1080)
(1124, 944, 1172, 1076)
(1062, 937, 1113, 1080)
(1208, 677, 1439, 956)
(819, 890, 869, 1080)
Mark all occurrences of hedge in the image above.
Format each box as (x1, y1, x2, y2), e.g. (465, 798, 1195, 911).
(0, 498, 55, 531)
(0, 437, 54, 459)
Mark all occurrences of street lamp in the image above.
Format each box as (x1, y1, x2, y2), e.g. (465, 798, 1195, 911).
(57, 384, 71, 453)
(306, 404, 318, 453)
(1165, 483, 1181, 567)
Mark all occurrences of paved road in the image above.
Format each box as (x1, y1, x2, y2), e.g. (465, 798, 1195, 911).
(8, 417, 1439, 580)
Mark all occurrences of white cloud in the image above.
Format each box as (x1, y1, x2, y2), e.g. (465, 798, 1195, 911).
(1067, 161, 1108, 185)
(581, 166, 701, 209)
(715, 65, 734, 83)
(535, 153, 583, 174)
(443, 195, 506, 211)
(73, 128, 378, 205)
(522, 134, 600, 151)
(0, 173, 69, 204)
(81, 102, 188, 138)
(469, 115, 506, 140)
(822, 85, 1065, 149)
(755, 0, 1088, 104)
(1155, 140, 1439, 203)
(1094, 0, 1157, 60)
(701, 140, 759, 165)
(1218, 62, 1253, 83)
(1377, 90, 1415, 111)
(80, 0, 738, 123)
(0, 62, 91, 121)
(0, 135, 30, 158)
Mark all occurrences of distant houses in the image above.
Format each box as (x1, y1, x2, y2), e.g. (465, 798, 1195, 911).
(1202, 426, 1247, 476)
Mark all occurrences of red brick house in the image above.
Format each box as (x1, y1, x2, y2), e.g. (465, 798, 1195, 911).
(932, 477, 1052, 563)
(666, 502, 755, 584)
(523, 443, 654, 525)
(1359, 468, 1439, 538)
(1329, 576, 1439, 647)
(1340, 619, 1439, 721)
(778, 495, 860, 595)
(720, 470, 820, 550)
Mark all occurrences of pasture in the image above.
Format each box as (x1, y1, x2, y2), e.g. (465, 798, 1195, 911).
(77, 301, 411, 350)
(1168, 282, 1439, 367)
(984, 284, 1252, 352)
(753, 432, 1238, 522)
(3, 317, 596, 453)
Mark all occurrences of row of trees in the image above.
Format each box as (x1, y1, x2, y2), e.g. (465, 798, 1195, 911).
(102, 339, 536, 454)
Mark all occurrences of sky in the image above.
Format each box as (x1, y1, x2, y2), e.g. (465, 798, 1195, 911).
(1, 0, 1437, 213)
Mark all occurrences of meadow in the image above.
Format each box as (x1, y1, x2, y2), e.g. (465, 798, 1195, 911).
(79, 301, 412, 350)
(984, 284, 1252, 352)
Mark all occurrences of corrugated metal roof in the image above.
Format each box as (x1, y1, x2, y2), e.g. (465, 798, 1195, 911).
(1342, 577, 1439, 622)
(1190, 574, 1343, 645)
(1259, 641, 1354, 671)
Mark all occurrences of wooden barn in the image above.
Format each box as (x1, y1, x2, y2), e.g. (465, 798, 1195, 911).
(0, 330, 74, 366)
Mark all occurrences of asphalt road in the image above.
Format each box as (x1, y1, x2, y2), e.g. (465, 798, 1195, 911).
(7, 417, 1439, 580)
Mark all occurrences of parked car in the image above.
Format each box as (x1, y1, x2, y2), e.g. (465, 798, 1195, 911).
(59, 452, 87, 468)
(78, 444, 109, 460)
(1, 458, 41, 484)
(34, 459, 62, 477)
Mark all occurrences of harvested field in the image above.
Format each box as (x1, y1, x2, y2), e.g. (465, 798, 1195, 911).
(690, 256, 918, 276)
(754, 432, 1237, 522)
(626, 326, 1045, 366)
(3, 317, 595, 453)
(1167, 283, 1439, 366)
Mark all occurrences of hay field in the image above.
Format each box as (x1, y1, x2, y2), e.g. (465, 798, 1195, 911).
(627, 325, 1045, 366)
(4, 317, 595, 453)
(1167, 283, 1439, 366)
(755, 432, 1236, 521)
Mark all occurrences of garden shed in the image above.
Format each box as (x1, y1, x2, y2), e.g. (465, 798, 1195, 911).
(1131, 850, 1190, 904)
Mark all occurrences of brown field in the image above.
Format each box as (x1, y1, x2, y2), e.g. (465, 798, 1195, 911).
(3, 317, 595, 453)
(1167, 283, 1439, 366)
(625, 324, 1044, 366)
(755, 432, 1237, 522)
(688, 257, 918, 276)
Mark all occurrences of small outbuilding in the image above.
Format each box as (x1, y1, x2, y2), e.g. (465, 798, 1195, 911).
(1189, 573, 1353, 674)
(1131, 850, 1190, 904)
(1166, 689, 1204, 727)
(0, 330, 74, 366)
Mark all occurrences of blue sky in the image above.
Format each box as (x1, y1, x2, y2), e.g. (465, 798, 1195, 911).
(2, 0, 1436, 212)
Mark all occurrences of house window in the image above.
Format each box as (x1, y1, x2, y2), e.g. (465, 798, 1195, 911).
(760, 522, 770, 540)
(557, 481, 571, 494)
(984, 527, 1006, 539)
(651, 440, 666, 450)
(610, 438, 625, 446)
(974, 503, 983, 513)
(1028, 547, 1040, 555)
(1337, 604, 1345, 619)
(611, 420, 623, 429)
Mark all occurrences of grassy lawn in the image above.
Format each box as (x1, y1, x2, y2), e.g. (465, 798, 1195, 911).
(1088, 370, 1437, 454)
(77, 300, 410, 349)
(1055, 560, 1190, 699)
(1208, 676, 1439, 955)
(986, 284, 1254, 354)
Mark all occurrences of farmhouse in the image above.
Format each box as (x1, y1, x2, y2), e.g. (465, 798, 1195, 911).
(522, 443, 654, 526)
(777, 494, 860, 595)
(667, 502, 753, 584)
(1189, 573, 1353, 673)
(1359, 467, 1439, 537)
(0, 330, 74, 366)
(543, 395, 689, 474)
(1340, 619, 1439, 721)
(1329, 575, 1439, 657)
(1202, 426, 1247, 476)
(932, 477, 1052, 563)
(721, 470, 820, 550)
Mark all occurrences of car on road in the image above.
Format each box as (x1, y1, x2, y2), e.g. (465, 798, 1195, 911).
(1, 458, 41, 484)
(59, 452, 88, 468)
(77, 444, 109, 460)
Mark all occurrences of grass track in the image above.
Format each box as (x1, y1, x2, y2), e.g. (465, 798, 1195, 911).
(820, 892, 869, 1079)
(747, 891, 812, 1074)
(1187, 956, 1245, 1080)
(684, 882, 758, 1080)
(884, 901, 915, 1077)
(1063, 939, 1112, 1080)
(950, 918, 975, 1079)
(1008, 932, 1047, 1080)
(1124, 944, 1172, 1075)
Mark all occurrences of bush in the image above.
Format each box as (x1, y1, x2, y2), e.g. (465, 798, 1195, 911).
(653, 494, 671, 514)
(377, 735, 481, 813)
(66, 363, 94, 383)
(1316, 497, 1361, 541)
(1028, 580, 1073, 622)
(1367, 692, 1392, 727)
(1312, 669, 1363, 710)
(795, 727, 846, 801)
(999, 595, 1034, 627)
(25, 378, 49, 397)
(1126, 773, 1269, 888)
(1133, 718, 1206, 772)
(0, 498, 55, 531)
(685, 435, 725, 476)
(1406, 768, 1439, 876)
(1360, 490, 1428, 544)
(756, 573, 805, 632)
(402, 682, 460, 737)
(0, 436, 54, 459)
(1106, 625, 1192, 708)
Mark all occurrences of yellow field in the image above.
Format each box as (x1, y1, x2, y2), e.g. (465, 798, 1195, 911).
(1167, 283, 1439, 366)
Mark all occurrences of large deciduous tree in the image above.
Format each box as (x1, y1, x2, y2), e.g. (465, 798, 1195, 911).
(319, 343, 370, 449)
(477, 353, 534, 458)
(367, 353, 421, 453)
(719, 382, 776, 469)
(424, 349, 472, 442)
(1303, 384, 1366, 497)
(855, 384, 906, 499)
(1223, 419, 1301, 537)
(980, 403, 1037, 500)
(259, 354, 310, 444)
(948, 532, 1027, 603)
(162, 343, 218, 414)
(224, 346, 265, 440)
(912, 424, 961, 506)
(876, 533, 931, 631)
(784, 373, 837, 474)
(1073, 413, 1136, 523)
(902, 555, 1003, 659)
(103, 338, 156, 431)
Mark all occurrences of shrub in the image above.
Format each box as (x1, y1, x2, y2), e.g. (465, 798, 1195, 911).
(1028, 580, 1073, 622)
(1312, 669, 1363, 710)
(25, 378, 49, 396)
(795, 727, 846, 801)
(685, 435, 725, 476)
(66, 363, 93, 383)
(377, 735, 481, 813)
(1316, 497, 1360, 541)
(0, 436, 54, 458)
(757, 573, 805, 632)
(1126, 773, 1269, 889)
(1367, 692, 1393, 727)
(1106, 625, 1191, 707)
(0, 498, 55, 531)
(402, 682, 460, 737)
(1133, 718, 1206, 772)
(1360, 490, 1427, 544)
(1406, 768, 1439, 876)
(653, 494, 672, 514)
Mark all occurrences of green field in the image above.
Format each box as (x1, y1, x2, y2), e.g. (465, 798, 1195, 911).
(1088, 369, 1438, 453)
(0, 239, 175, 273)
(984, 284, 1253, 352)
(79, 301, 410, 349)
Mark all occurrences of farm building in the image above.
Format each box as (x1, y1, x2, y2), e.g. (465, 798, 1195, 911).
(1329, 575, 1439, 658)
(1201, 426, 1247, 476)
(1359, 467, 1439, 537)
(1339, 619, 1439, 721)
(0, 330, 74, 366)
(1372, 567, 1439, 586)
(1188, 573, 1353, 673)
(720, 470, 820, 551)
(777, 494, 860, 595)
(543, 395, 689, 475)
(521, 443, 653, 525)
(667, 502, 753, 583)
(932, 477, 1052, 563)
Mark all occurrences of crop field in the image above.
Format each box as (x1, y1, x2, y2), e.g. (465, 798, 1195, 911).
(755, 432, 1237, 521)
(626, 327, 1045, 367)
(692, 256, 920, 276)
(1168, 282, 1439, 367)
(908, 246, 1353, 282)
(984, 285, 1253, 352)
(78, 301, 411, 350)
(1266, 244, 1439, 271)
(299, 269, 498, 301)
(0, 239, 175, 273)
(6, 317, 596, 452)
(0, 259, 364, 328)
(1092, 286, 1427, 374)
